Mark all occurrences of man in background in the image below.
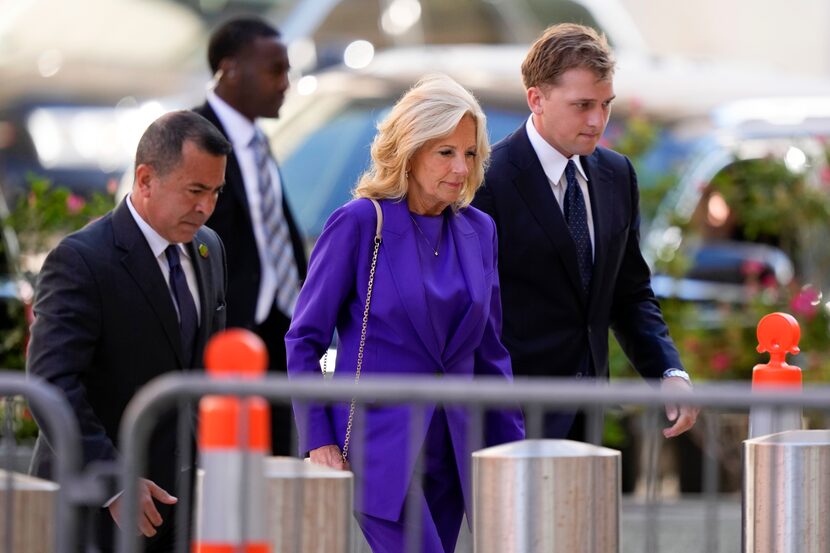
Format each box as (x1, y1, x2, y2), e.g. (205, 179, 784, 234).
(195, 16, 308, 455)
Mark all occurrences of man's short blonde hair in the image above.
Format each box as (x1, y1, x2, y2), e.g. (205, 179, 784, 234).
(521, 23, 615, 89)
(353, 74, 490, 210)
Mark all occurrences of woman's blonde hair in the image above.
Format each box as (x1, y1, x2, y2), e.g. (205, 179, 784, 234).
(353, 74, 490, 210)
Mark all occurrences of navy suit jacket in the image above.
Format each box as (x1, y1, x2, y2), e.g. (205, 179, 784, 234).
(27, 200, 227, 537)
(193, 102, 307, 331)
(473, 125, 682, 387)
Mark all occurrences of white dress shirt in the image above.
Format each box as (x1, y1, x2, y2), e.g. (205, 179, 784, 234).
(525, 116, 595, 258)
(126, 195, 201, 322)
(207, 89, 285, 324)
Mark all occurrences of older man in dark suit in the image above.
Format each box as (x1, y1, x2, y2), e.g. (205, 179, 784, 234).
(194, 17, 307, 455)
(28, 110, 230, 552)
(473, 23, 699, 440)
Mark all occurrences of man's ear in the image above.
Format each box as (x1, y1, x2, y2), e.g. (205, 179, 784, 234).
(527, 87, 544, 114)
(219, 58, 238, 81)
(134, 164, 155, 197)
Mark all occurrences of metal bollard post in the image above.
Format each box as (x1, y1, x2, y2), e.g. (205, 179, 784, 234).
(743, 430, 830, 552)
(473, 439, 620, 553)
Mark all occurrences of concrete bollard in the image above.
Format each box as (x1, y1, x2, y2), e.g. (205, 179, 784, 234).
(0, 470, 58, 553)
(262, 457, 352, 553)
(473, 439, 620, 553)
(744, 430, 830, 552)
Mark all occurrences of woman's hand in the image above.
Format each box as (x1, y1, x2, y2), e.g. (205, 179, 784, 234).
(309, 444, 350, 471)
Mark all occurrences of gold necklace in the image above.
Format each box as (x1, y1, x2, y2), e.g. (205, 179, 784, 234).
(409, 214, 442, 256)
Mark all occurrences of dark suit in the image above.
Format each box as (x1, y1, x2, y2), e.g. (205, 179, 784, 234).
(473, 125, 682, 437)
(28, 200, 227, 551)
(194, 102, 307, 455)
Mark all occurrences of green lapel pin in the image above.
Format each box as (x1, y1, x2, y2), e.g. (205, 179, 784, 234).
(198, 243, 209, 258)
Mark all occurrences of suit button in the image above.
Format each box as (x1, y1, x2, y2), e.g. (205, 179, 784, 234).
(587, 327, 592, 334)
(575, 372, 583, 379)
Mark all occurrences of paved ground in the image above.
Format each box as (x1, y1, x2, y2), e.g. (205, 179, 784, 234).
(350, 496, 742, 552)
(618, 497, 741, 553)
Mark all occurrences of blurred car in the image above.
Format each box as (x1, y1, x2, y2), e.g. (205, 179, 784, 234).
(644, 96, 830, 310)
(270, 0, 647, 72)
(0, 99, 171, 205)
(0, 1, 206, 204)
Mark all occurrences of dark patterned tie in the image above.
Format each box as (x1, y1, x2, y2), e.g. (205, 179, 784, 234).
(564, 160, 593, 292)
(166, 245, 198, 367)
(250, 129, 300, 316)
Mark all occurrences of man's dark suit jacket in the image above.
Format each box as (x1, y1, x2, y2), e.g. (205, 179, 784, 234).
(193, 102, 308, 332)
(473, 125, 682, 434)
(27, 200, 227, 550)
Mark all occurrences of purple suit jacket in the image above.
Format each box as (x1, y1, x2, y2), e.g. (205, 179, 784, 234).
(286, 198, 525, 521)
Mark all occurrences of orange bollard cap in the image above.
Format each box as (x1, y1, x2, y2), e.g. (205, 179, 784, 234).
(204, 328, 268, 377)
(752, 312, 802, 389)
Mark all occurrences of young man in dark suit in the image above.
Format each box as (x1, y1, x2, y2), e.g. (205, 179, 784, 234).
(28, 110, 230, 552)
(473, 23, 698, 439)
(194, 17, 307, 455)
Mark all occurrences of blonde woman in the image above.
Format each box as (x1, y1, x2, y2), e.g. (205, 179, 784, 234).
(286, 74, 524, 552)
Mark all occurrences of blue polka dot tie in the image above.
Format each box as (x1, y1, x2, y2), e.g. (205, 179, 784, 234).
(564, 160, 593, 293)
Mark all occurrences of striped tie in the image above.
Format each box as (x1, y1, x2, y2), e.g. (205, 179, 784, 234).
(250, 129, 299, 316)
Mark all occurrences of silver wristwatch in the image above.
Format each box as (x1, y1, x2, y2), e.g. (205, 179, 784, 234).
(662, 368, 691, 383)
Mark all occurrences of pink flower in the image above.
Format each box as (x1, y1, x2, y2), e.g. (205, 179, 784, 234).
(741, 259, 765, 278)
(106, 178, 118, 195)
(710, 351, 732, 374)
(760, 273, 779, 290)
(66, 194, 85, 215)
(820, 166, 830, 187)
(790, 286, 821, 320)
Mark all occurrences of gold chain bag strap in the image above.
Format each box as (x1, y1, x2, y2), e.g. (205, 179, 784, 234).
(321, 198, 383, 463)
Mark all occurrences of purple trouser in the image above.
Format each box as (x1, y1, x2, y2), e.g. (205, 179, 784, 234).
(356, 409, 465, 553)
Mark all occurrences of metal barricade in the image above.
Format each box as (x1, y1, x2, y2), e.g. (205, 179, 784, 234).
(0, 371, 83, 553)
(113, 373, 830, 553)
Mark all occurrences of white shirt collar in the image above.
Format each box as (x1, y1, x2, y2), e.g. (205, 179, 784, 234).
(525, 115, 589, 184)
(125, 195, 190, 260)
(207, 89, 258, 150)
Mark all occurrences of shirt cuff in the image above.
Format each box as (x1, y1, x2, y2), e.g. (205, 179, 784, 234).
(103, 490, 123, 508)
